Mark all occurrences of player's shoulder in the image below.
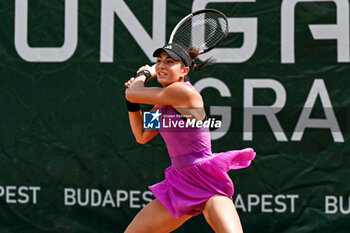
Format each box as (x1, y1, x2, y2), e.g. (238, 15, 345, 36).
(165, 81, 196, 94)
(166, 82, 202, 106)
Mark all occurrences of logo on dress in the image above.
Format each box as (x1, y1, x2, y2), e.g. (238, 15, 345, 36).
(143, 110, 161, 129)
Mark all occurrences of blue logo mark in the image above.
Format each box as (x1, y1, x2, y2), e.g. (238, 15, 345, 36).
(143, 110, 161, 129)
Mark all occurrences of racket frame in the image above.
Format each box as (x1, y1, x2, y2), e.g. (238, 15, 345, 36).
(168, 9, 229, 55)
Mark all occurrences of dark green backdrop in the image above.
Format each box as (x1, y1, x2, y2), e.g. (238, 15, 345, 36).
(0, 0, 349, 232)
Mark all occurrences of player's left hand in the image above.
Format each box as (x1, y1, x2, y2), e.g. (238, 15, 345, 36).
(124, 77, 135, 88)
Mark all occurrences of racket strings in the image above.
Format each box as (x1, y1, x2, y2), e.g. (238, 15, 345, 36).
(172, 12, 228, 54)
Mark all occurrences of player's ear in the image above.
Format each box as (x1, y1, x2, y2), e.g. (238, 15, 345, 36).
(181, 66, 190, 77)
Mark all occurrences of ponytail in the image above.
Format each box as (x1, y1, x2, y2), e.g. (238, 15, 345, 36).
(174, 44, 216, 81)
(187, 47, 216, 71)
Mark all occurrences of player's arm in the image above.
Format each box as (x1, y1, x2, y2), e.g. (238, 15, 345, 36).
(127, 105, 159, 144)
(126, 76, 202, 108)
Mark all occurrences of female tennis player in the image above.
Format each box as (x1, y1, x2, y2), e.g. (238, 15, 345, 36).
(124, 43, 255, 233)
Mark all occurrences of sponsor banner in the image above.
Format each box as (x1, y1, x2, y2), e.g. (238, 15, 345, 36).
(2, 186, 348, 216)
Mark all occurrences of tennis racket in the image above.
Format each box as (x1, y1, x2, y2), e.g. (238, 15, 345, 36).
(148, 9, 229, 75)
(169, 9, 228, 56)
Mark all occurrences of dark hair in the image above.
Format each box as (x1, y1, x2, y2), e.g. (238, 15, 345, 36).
(175, 44, 215, 81)
(187, 47, 216, 71)
(181, 47, 215, 81)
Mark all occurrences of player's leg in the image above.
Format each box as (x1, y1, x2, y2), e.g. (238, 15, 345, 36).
(124, 199, 192, 233)
(203, 195, 243, 233)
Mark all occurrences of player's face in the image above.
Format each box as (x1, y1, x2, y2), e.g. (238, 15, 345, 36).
(155, 51, 188, 87)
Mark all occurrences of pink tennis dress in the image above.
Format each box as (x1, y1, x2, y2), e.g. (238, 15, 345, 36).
(148, 84, 256, 219)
